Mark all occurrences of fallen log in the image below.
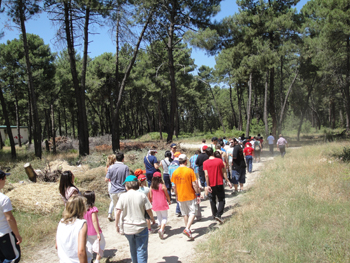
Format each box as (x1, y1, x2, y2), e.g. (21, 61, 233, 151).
(24, 163, 37, 182)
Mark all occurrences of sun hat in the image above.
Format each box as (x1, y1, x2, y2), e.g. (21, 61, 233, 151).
(138, 174, 147, 181)
(153, 172, 162, 177)
(179, 154, 187, 161)
(0, 170, 10, 179)
(174, 152, 181, 157)
(134, 169, 146, 176)
(123, 175, 138, 184)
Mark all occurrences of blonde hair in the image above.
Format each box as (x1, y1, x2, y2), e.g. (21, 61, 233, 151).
(106, 155, 116, 167)
(62, 195, 86, 224)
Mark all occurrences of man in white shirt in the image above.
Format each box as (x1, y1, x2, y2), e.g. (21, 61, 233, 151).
(0, 170, 22, 263)
(267, 133, 275, 156)
(276, 134, 288, 158)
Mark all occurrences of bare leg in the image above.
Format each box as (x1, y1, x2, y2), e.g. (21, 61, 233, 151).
(234, 184, 238, 192)
(186, 214, 196, 230)
(240, 183, 244, 191)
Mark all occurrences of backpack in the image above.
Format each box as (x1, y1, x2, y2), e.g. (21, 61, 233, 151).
(168, 161, 179, 179)
(254, 141, 261, 151)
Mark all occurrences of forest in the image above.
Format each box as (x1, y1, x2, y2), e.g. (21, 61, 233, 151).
(0, 0, 348, 159)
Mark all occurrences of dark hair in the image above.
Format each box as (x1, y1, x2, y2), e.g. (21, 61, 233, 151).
(195, 150, 200, 154)
(83, 191, 95, 208)
(115, 152, 124, 162)
(59, 171, 78, 198)
(214, 151, 222, 158)
(258, 134, 260, 137)
(215, 144, 221, 149)
(129, 168, 134, 175)
(179, 159, 186, 165)
(164, 150, 172, 160)
(205, 147, 214, 156)
(151, 176, 163, 190)
(202, 139, 206, 143)
(125, 181, 139, 190)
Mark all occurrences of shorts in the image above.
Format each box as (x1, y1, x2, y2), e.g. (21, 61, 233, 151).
(255, 150, 261, 158)
(86, 232, 106, 258)
(231, 168, 246, 184)
(0, 232, 21, 263)
(179, 199, 197, 216)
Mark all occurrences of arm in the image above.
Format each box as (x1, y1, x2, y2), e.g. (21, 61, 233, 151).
(148, 190, 153, 203)
(4, 211, 22, 244)
(154, 162, 159, 169)
(146, 209, 156, 224)
(91, 212, 101, 241)
(78, 222, 88, 263)
(174, 184, 178, 202)
(222, 167, 232, 188)
(204, 170, 212, 193)
(192, 180, 201, 204)
(104, 177, 109, 183)
(115, 209, 122, 234)
(162, 184, 171, 204)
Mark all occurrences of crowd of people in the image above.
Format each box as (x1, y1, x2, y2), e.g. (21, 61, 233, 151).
(0, 133, 289, 263)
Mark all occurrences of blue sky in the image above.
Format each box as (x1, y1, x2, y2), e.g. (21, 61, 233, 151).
(1, 0, 309, 71)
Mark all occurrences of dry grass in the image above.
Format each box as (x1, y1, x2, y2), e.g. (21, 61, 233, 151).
(195, 142, 350, 263)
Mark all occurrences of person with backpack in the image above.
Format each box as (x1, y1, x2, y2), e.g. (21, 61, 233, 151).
(144, 149, 159, 187)
(253, 137, 262, 163)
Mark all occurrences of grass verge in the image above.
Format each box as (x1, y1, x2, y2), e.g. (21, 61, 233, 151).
(195, 142, 350, 263)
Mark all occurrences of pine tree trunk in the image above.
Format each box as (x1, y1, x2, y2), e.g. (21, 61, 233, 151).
(71, 109, 75, 138)
(264, 70, 269, 137)
(15, 93, 22, 147)
(229, 85, 237, 128)
(64, 107, 68, 137)
(112, 16, 120, 151)
(0, 131, 3, 150)
(64, 1, 89, 155)
(158, 97, 163, 140)
(51, 104, 56, 153)
(237, 83, 243, 131)
(269, 67, 277, 137)
(27, 92, 32, 145)
(246, 73, 252, 136)
(345, 37, 350, 132)
(58, 109, 62, 136)
(19, 2, 41, 158)
(0, 87, 16, 158)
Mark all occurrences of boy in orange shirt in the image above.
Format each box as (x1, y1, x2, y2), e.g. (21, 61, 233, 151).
(171, 154, 201, 240)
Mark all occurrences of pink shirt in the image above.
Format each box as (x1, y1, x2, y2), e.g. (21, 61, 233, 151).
(277, 137, 288, 146)
(83, 206, 102, 236)
(151, 184, 169, 211)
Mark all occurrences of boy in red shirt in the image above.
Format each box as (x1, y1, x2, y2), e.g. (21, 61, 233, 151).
(203, 148, 232, 224)
(243, 143, 254, 173)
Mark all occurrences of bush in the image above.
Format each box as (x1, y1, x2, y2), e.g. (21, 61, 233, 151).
(4, 139, 10, 146)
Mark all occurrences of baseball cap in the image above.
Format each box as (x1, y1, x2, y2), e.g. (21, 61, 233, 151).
(153, 172, 162, 177)
(170, 143, 177, 148)
(123, 175, 138, 184)
(179, 154, 187, 161)
(0, 170, 10, 179)
(134, 169, 146, 176)
(201, 145, 208, 153)
(138, 174, 147, 181)
(174, 152, 181, 157)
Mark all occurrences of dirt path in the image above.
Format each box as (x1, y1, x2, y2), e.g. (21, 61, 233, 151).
(24, 155, 271, 263)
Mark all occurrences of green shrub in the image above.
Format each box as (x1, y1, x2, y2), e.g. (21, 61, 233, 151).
(4, 139, 10, 146)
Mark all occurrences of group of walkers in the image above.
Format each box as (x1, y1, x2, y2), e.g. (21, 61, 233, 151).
(0, 133, 289, 263)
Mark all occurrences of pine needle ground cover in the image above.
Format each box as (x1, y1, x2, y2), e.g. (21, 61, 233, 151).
(196, 142, 350, 263)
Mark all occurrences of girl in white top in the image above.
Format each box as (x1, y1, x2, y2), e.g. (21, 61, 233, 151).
(59, 171, 80, 205)
(56, 195, 88, 263)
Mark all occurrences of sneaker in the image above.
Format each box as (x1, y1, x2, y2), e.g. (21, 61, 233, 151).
(231, 191, 238, 196)
(183, 229, 193, 240)
(175, 213, 182, 217)
(158, 229, 164, 239)
(215, 216, 224, 224)
(107, 214, 114, 222)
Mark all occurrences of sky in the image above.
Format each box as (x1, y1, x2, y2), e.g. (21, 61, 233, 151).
(0, 0, 309, 72)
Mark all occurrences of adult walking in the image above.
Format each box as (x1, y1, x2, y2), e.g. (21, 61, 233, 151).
(277, 134, 288, 157)
(170, 143, 177, 159)
(243, 142, 254, 173)
(171, 154, 201, 240)
(203, 148, 232, 224)
(116, 176, 155, 263)
(159, 151, 172, 200)
(105, 152, 129, 233)
(267, 133, 275, 156)
(0, 170, 22, 263)
(195, 145, 209, 197)
(144, 149, 159, 186)
(230, 139, 247, 194)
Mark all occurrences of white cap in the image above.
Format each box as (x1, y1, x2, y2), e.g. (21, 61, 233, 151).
(178, 154, 187, 161)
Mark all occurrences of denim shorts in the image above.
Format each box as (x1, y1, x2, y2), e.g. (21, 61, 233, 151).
(231, 168, 246, 184)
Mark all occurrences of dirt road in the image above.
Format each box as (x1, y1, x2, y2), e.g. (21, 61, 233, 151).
(24, 157, 269, 263)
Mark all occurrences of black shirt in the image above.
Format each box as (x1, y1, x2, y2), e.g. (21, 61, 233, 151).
(232, 145, 246, 169)
(196, 153, 209, 177)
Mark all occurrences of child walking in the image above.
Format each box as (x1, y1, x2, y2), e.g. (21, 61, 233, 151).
(83, 191, 105, 263)
(149, 172, 171, 239)
(137, 174, 154, 233)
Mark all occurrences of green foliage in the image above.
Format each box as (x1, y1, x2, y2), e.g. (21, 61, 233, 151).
(4, 139, 11, 147)
(339, 147, 350, 162)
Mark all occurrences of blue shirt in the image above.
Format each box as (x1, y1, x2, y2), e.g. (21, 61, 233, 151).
(189, 154, 199, 174)
(144, 155, 158, 174)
